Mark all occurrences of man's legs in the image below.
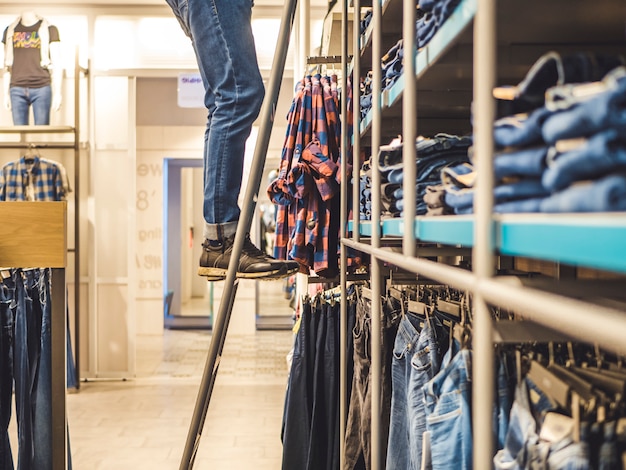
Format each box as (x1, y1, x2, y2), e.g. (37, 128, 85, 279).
(166, 0, 299, 279)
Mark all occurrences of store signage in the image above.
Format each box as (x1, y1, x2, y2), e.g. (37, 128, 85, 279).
(177, 73, 204, 108)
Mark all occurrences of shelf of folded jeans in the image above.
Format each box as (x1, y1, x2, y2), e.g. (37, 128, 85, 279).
(496, 214, 626, 274)
(358, 0, 404, 72)
(385, 0, 475, 109)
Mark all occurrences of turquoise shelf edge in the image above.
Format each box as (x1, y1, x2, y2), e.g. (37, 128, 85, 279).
(498, 216, 626, 274)
(350, 214, 626, 274)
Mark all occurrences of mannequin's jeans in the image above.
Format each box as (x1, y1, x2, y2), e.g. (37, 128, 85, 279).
(9, 86, 51, 126)
(165, 0, 265, 240)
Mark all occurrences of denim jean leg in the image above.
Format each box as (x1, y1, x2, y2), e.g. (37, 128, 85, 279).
(386, 314, 421, 470)
(30, 86, 52, 126)
(33, 270, 53, 470)
(13, 270, 39, 470)
(424, 342, 472, 470)
(323, 303, 340, 470)
(0, 279, 16, 470)
(344, 294, 371, 470)
(306, 301, 328, 470)
(173, 0, 265, 238)
(9, 87, 30, 126)
(281, 302, 312, 469)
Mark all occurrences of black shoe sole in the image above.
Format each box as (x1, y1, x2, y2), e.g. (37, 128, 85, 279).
(198, 265, 300, 281)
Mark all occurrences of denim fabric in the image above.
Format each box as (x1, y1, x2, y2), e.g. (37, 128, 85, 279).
(495, 355, 515, 452)
(494, 377, 589, 470)
(387, 313, 446, 470)
(344, 292, 401, 470)
(493, 106, 553, 149)
(540, 174, 626, 212)
(29, 269, 53, 470)
(493, 52, 624, 117)
(282, 302, 314, 469)
(494, 197, 544, 214)
(386, 154, 470, 187)
(445, 179, 549, 211)
(9, 86, 52, 126)
(493, 146, 548, 181)
(416, 12, 438, 49)
(542, 129, 626, 191)
(598, 421, 618, 470)
(308, 302, 341, 470)
(542, 67, 626, 144)
(165, 0, 265, 239)
(0, 276, 16, 470)
(423, 340, 472, 470)
(382, 40, 404, 89)
(379, 134, 471, 172)
(441, 162, 476, 190)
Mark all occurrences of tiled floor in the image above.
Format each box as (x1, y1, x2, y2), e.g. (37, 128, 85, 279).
(9, 312, 295, 469)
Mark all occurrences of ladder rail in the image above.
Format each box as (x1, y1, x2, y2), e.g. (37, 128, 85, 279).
(179, 0, 299, 467)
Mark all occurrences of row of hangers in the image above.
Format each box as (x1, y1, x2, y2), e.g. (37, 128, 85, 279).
(310, 280, 626, 434)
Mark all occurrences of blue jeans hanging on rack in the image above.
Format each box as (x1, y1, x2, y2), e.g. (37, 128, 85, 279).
(422, 339, 473, 470)
(386, 312, 446, 470)
(0, 274, 17, 470)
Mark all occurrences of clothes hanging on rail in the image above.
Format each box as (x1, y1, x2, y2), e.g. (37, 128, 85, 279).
(268, 74, 356, 277)
(0, 152, 74, 470)
(344, 287, 402, 470)
(281, 287, 357, 470)
(0, 154, 69, 202)
(0, 268, 54, 470)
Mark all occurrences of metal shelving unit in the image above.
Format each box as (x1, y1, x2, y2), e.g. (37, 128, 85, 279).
(338, 0, 626, 468)
(0, 49, 85, 388)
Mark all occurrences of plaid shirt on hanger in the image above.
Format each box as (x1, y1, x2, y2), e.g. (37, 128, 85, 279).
(0, 155, 67, 201)
(268, 74, 347, 277)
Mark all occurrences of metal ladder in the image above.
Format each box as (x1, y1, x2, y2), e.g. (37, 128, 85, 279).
(179, 0, 299, 467)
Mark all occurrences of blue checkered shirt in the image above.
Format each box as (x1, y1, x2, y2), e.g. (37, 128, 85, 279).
(0, 156, 68, 201)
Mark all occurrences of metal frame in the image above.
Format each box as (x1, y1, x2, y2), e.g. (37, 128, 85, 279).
(341, 0, 626, 469)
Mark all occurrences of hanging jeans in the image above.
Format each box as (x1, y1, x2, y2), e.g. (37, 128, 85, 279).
(0, 275, 17, 470)
(386, 312, 447, 469)
(344, 292, 401, 470)
(423, 340, 473, 470)
(282, 301, 315, 470)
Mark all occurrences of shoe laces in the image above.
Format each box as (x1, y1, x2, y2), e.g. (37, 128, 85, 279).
(242, 233, 269, 258)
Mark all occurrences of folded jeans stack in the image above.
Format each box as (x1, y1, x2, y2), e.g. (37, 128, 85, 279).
(444, 56, 626, 214)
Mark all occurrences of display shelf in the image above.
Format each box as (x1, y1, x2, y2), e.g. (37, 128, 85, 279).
(351, 214, 626, 274)
(497, 214, 626, 275)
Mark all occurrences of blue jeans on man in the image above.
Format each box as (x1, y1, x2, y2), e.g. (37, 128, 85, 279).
(165, 0, 265, 241)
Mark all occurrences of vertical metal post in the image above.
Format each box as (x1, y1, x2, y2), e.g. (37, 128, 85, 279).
(352, 0, 361, 244)
(51, 268, 68, 470)
(472, 0, 496, 467)
(402, 0, 417, 258)
(178, 0, 299, 467)
(339, 0, 350, 467)
(73, 46, 81, 390)
(370, 0, 383, 468)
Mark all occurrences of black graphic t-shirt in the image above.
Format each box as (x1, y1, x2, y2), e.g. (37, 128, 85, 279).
(2, 20, 60, 88)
